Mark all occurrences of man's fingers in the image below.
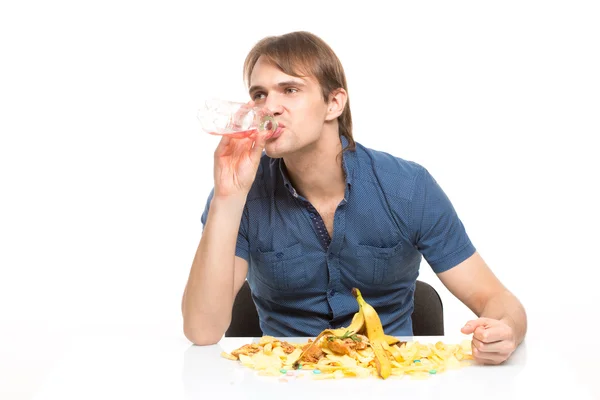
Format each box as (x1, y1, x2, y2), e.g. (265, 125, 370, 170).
(460, 326, 474, 335)
(214, 135, 233, 157)
(462, 318, 515, 365)
(472, 337, 514, 354)
(250, 130, 269, 158)
(473, 326, 490, 342)
(462, 318, 510, 342)
(472, 345, 507, 365)
(460, 320, 477, 334)
(461, 318, 492, 334)
(473, 324, 512, 343)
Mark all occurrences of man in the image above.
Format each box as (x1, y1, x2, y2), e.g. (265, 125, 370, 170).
(182, 31, 527, 365)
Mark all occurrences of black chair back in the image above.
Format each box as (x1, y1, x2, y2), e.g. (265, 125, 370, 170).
(225, 280, 444, 337)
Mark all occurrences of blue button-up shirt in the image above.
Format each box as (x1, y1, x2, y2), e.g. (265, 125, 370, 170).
(201, 137, 476, 336)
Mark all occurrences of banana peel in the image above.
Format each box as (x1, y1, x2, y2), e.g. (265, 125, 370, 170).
(352, 287, 392, 379)
(293, 287, 400, 379)
(384, 335, 401, 346)
(335, 312, 400, 344)
(317, 307, 400, 346)
(329, 310, 364, 337)
(292, 328, 334, 369)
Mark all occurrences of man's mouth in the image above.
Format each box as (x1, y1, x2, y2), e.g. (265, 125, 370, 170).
(268, 123, 285, 140)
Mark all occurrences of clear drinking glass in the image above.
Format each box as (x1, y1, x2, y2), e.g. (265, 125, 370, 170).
(197, 98, 278, 138)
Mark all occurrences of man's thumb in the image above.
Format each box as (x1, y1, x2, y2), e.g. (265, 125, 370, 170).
(251, 130, 269, 156)
(461, 320, 480, 334)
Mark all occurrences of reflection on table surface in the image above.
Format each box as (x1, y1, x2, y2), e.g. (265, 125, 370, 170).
(181, 335, 595, 400)
(10, 328, 598, 400)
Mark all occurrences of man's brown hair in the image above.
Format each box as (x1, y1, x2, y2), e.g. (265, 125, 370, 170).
(243, 31, 355, 151)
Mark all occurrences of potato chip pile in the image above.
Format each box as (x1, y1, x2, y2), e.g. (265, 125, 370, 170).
(221, 288, 473, 380)
(221, 335, 474, 380)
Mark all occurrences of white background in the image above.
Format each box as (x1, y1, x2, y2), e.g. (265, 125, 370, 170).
(1, 1, 599, 398)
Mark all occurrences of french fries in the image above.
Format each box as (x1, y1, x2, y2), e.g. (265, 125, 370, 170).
(221, 335, 473, 379)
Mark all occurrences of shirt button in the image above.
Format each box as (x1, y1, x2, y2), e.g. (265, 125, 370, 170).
(328, 253, 334, 259)
(329, 289, 336, 296)
(276, 252, 284, 259)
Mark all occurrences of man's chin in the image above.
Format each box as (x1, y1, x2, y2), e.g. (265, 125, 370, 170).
(264, 143, 287, 159)
(264, 149, 284, 159)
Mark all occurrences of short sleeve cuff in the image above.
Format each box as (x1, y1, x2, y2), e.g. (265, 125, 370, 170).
(427, 242, 476, 274)
(235, 242, 250, 262)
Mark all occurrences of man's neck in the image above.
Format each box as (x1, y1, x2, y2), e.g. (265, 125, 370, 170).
(282, 133, 346, 203)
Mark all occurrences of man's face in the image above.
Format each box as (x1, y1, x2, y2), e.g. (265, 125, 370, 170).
(248, 56, 329, 158)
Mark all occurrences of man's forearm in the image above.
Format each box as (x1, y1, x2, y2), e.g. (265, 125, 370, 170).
(480, 290, 528, 345)
(182, 195, 246, 344)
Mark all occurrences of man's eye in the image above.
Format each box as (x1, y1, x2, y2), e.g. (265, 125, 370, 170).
(252, 93, 266, 100)
(285, 88, 298, 94)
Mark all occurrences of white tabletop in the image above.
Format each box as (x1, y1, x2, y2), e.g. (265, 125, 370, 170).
(183, 336, 596, 400)
(6, 323, 594, 400)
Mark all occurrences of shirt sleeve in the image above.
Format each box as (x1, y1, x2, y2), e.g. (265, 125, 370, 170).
(410, 167, 476, 273)
(200, 188, 251, 262)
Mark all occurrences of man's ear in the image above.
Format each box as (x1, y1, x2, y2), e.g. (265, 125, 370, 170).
(325, 88, 348, 121)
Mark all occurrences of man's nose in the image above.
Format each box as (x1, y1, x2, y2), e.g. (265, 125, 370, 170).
(264, 94, 284, 116)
